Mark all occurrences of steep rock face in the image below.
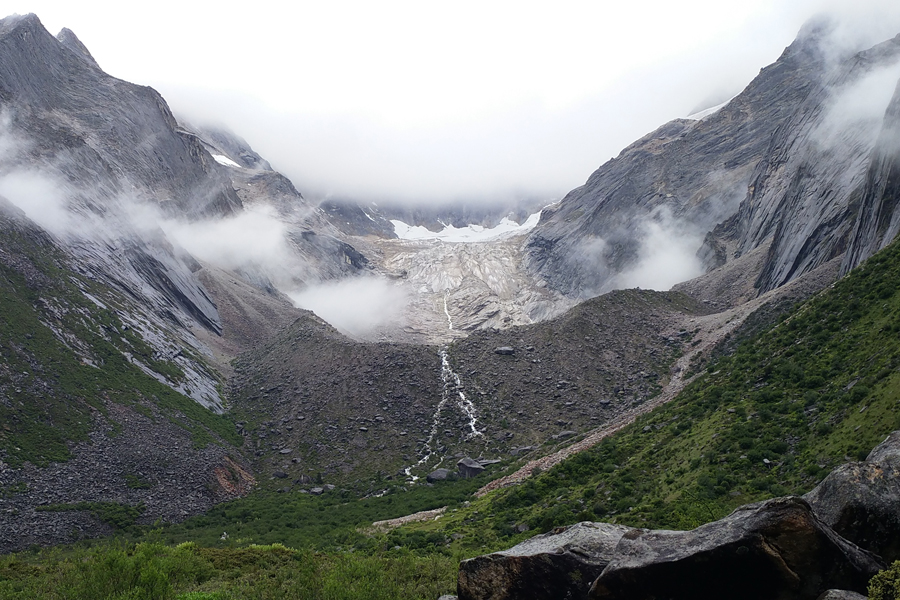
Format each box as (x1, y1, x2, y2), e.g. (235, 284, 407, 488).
(524, 22, 829, 296)
(54, 27, 98, 68)
(183, 123, 272, 171)
(182, 123, 374, 289)
(589, 497, 882, 600)
(804, 431, 900, 562)
(0, 14, 233, 341)
(525, 20, 900, 301)
(0, 14, 374, 399)
(457, 522, 631, 600)
(735, 33, 900, 292)
(841, 79, 900, 273)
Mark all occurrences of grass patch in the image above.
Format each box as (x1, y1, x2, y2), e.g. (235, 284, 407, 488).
(0, 541, 457, 600)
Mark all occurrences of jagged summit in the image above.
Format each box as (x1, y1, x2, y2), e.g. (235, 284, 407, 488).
(0, 12, 41, 35)
(0, 13, 242, 218)
(56, 27, 99, 68)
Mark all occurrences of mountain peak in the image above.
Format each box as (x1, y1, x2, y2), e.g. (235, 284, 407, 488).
(56, 27, 99, 69)
(0, 12, 44, 37)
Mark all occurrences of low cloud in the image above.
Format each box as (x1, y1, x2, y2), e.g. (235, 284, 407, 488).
(0, 169, 73, 235)
(571, 209, 706, 295)
(159, 206, 301, 286)
(287, 276, 409, 339)
(616, 213, 706, 292)
(813, 58, 900, 149)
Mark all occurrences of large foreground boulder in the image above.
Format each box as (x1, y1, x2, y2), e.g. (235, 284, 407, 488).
(458, 522, 631, 600)
(805, 431, 900, 562)
(589, 497, 882, 600)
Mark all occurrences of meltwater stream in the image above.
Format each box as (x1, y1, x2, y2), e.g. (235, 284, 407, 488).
(403, 293, 484, 480)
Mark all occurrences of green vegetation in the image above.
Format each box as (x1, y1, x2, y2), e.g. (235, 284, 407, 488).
(0, 225, 239, 468)
(871, 561, 900, 600)
(0, 541, 457, 600)
(156, 471, 495, 552)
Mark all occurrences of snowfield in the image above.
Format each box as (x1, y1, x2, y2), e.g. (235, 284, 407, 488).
(212, 154, 241, 168)
(391, 211, 542, 242)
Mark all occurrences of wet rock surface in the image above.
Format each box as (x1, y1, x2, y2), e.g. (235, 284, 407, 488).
(842, 74, 900, 274)
(734, 33, 900, 294)
(525, 21, 900, 302)
(525, 23, 830, 297)
(458, 522, 631, 600)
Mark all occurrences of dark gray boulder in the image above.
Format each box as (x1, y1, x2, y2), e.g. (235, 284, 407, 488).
(589, 497, 882, 600)
(427, 468, 452, 483)
(805, 431, 900, 562)
(458, 522, 631, 600)
(458, 458, 485, 479)
(494, 347, 515, 356)
(815, 591, 867, 600)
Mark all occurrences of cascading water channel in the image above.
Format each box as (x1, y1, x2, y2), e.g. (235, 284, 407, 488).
(403, 290, 483, 481)
(440, 349, 483, 439)
(443, 291, 453, 330)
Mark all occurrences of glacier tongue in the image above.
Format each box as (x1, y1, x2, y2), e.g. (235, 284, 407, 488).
(368, 226, 573, 344)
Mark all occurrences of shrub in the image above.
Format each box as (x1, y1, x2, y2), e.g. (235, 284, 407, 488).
(870, 561, 900, 600)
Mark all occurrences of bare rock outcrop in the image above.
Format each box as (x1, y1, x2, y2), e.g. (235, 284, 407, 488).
(805, 431, 900, 562)
(458, 522, 631, 600)
(816, 591, 867, 600)
(589, 497, 882, 600)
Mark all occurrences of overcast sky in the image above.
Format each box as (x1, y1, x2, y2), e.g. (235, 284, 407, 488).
(9, 0, 900, 205)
